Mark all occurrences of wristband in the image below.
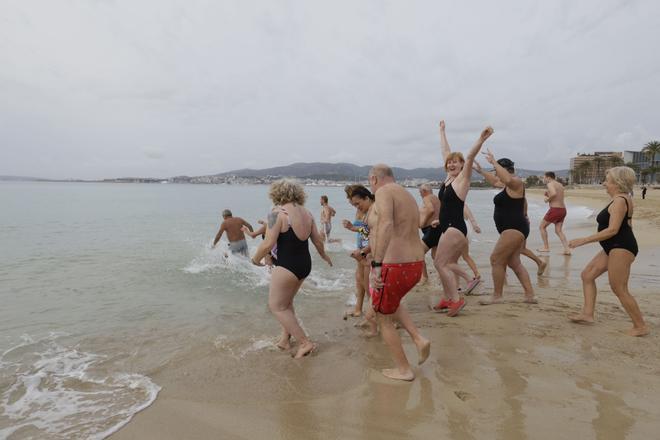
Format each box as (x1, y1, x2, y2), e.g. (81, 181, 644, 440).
(370, 260, 382, 268)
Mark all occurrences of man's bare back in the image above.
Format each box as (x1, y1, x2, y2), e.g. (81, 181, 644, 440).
(370, 183, 424, 264)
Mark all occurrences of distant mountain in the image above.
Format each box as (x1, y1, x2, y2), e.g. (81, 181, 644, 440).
(0, 175, 47, 182)
(214, 162, 568, 181)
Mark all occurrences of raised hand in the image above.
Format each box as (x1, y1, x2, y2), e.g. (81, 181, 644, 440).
(473, 161, 483, 174)
(480, 126, 494, 142)
(482, 148, 496, 165)
(439, 120, 446, 131)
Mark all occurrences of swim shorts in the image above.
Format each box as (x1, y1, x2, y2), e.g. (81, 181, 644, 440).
(370, 261, 423, 314)
(421, 225, 441, 249)
(228, 239, 249, 256)
(321, 222, 332, 236)
(543, 207, 567, 224)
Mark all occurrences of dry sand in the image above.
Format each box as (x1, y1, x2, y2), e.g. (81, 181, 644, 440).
(112, 188, 660, 440)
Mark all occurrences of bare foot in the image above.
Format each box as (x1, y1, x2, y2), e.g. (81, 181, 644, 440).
(382, 368, 415, 381)
(343, 309, 362, 320)
(562, 250, 572, 256)
(276, 334, 292, 351)
(523, 296, 538, 304)
(416, 338, 431, 365)
(479, 296, 503, 306)
(293, 342, 317, 359)
(626, 327, 649, 337)
(537, 261, 547, 276)
(419, 276, 428, 285)
(568, 313, 595, 325)
(537, 248, 550, 253)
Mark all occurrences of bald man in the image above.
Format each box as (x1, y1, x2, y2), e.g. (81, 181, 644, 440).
(367, 164, 430, 381)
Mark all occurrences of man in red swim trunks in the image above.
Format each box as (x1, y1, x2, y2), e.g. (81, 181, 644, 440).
(538, 171, 571, 255)
(367, 164, 431, 381)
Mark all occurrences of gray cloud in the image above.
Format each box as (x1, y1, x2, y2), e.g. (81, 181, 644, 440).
(1, 0, 659, 179)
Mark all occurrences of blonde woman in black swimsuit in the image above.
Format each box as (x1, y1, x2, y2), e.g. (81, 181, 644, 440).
(568, 167, 648, 337)
(251, 179, 333, 357)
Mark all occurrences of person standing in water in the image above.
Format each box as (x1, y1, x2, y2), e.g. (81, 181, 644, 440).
(432, 120, 494, 317)
(251, 180, 333, 358)
(212, 209, 253, 257)
(368, 164, 430, 381)
(319, 195, 340, 243)
(538, 171, 571, 255)
(568, 167, 648, 336)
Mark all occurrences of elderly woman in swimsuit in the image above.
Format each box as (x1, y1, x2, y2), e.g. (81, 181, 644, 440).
(251, 179, 333, 358)
(432, 120, 493, 317)
(568, 167, 648, 336)
(473, 151, 536, 305)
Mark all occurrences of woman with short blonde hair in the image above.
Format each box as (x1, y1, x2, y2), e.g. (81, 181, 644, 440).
(252, 179, 333, 357)
(568, 167, 648, 336)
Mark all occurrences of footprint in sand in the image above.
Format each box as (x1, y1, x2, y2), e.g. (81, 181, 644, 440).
(454, 390, 475, 401)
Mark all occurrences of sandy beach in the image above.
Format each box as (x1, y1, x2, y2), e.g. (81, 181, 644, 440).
(111, 187, 660, 440)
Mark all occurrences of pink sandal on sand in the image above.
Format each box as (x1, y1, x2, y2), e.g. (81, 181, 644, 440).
(464, 277, 481, 295)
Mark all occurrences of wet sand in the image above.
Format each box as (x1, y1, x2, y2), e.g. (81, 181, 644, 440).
(112, 188, 660, 440)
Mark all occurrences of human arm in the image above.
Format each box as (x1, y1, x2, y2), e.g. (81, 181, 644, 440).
(212, 223, 226, 247)
(569, 198, 628, 248)
(473, 160, 504, 188)
(438, 120, 451, 162)
(458, 126, 494, 190)
(242, 224, 266, 238)
(342, 219, 359, 232)
(482, 148, 523, 192)
(310, 217, 333, 266)
(240, 218, 254, 232)
(464, 204, 481, 233)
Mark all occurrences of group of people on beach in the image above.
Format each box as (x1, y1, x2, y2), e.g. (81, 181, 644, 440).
(212, 120, 649, 381)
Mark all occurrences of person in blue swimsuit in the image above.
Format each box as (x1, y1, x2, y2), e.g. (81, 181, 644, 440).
(251, 179, 333, 358)
(432, 120, 494, 317)
(473, 152, 536, 305)
(342, 184, 374, 319)
(568, 167, 648, 337)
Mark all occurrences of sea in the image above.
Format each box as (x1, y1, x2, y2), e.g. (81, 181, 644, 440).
(0, 182, 596, 439)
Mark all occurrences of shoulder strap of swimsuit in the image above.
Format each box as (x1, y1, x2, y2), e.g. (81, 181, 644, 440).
(616, 196, 632, 219)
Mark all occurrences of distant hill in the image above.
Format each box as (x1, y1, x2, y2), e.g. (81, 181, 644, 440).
(215, 162, 568, 181)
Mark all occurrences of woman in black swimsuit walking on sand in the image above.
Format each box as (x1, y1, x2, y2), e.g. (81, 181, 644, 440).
(473, 151, 536, 305)
(251, 179, 333, 358)
(568, 166, 648, 337)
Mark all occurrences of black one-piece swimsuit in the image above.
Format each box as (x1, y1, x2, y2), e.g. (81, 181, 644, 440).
(596, 196, 638, 256)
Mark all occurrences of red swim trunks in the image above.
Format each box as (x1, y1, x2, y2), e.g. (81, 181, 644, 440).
(370, 261, 423, 314)
(543, 207, 567, 224)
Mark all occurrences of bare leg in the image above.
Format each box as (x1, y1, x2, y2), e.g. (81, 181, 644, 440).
(349, 263, 365, 317)
(268, 268, 315, 357)
(569, 251, 607, 324)
(462, 245, 480, 279)
(555, 222, 571, 255)
(433, 229, 467, 302)
(520, 245, 546, 275)
(506, 239, 535, 301)
(608, 249, 649, 336)
(538, 220, 550, 252)
(482, 230, 523, 305)
(378, 313, 415, 381)
(394, 303, 430, 365)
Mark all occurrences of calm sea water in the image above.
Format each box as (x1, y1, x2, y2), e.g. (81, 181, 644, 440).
(0, 182, 594, 438)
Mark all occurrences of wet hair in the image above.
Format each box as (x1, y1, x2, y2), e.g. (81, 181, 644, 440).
(345, 184, 374, 201)
(222, 209, 232, 217)
(497, 158, 515, 174)
(444, 152, 465, 170)
(545, 171, 556, 179)
(321, 195, 328, 203)
(269, 179, 306, 206)
(607, 166, 636, 194)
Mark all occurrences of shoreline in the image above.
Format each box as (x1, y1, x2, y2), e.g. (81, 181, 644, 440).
(111, 187, 660, 440)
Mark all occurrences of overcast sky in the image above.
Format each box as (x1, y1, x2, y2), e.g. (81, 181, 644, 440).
(1, 0, 659, 179)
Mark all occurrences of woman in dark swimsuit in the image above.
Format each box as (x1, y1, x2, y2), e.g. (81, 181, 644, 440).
(432, 120, 494, 317)
(473, 152, 536, 305)
(568, 167, 648, 337)
(251, 179, 333, 357)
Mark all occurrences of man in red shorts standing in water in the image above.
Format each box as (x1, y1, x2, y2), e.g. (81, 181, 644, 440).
(538, 171, 571, 255)
(367, 164, 431, 381)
